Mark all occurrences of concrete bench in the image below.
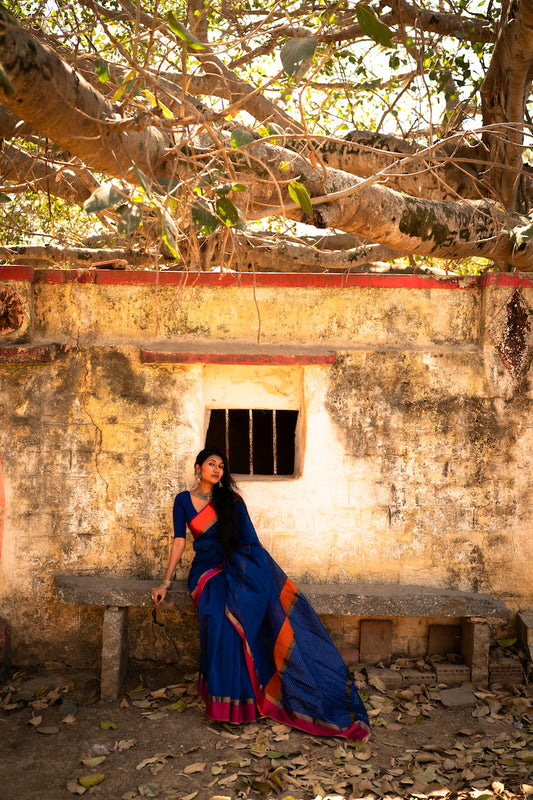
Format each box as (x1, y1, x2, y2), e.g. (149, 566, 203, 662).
(55, 575, 514, 699)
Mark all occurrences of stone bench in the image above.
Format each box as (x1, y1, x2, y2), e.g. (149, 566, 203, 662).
(55, 575, 514, 700)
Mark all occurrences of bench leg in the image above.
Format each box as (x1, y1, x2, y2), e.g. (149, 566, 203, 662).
(461, 617, 490, 688)
(101, 606, 128, 700)
(517, 611, 533, 661)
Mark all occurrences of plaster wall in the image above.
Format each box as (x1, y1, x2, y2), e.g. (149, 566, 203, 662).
(0, 267, 531, 668)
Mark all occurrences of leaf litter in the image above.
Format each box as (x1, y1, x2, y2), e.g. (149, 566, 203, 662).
(1, 666, 532, 800)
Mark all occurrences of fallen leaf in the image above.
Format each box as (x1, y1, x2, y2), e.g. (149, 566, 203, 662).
(183, 762, 206, 774)
(36, 725, 60, 734)
(66, 779, 87, 795)
(171, 699, 187, 712)
(81, 756, 106, 768)
(59, 699, 77, 717)
(78, 774, 105, 788)
(61, 714, 77, 725)
(181, 793, 198, 800)
(100, 720, 117, 730)
(27, 715, 42, 727)
(117, 739, 136, 751)
(138, 783, 160, 797)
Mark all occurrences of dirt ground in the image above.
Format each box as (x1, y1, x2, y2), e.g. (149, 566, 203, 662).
(0, 662, 532, 800)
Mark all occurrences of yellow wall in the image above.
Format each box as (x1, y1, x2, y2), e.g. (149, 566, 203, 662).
(0, 269, 531, 666)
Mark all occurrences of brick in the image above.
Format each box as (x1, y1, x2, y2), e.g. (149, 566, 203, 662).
(435, 663, 471, 685)
(428, 624, 462, 656)
(401, 668, 437, 687)
(366, 666, 403, 688)
(489, 663, 524, 684)
(359, 619, 393, 665)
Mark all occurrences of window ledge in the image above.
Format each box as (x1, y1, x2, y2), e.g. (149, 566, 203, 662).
(141, 346, 335, 365)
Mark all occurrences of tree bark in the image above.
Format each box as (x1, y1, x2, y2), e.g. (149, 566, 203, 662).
(480, 0, 533, 210)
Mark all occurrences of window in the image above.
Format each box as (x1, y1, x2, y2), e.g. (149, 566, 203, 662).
(205, 409, 298, 476)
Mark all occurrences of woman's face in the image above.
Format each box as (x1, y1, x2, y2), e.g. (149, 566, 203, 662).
(198, 454, 224, 485)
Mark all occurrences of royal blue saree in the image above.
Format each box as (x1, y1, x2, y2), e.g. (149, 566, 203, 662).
(173, 491, 369, 741)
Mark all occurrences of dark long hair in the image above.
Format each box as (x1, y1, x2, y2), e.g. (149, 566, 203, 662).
(195, 447, 240, 556)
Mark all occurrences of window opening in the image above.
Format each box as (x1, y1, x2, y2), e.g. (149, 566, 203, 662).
(206, 409, 298, 476)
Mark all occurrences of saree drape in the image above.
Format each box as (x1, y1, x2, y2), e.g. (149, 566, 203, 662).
(180, 492, 369, 741)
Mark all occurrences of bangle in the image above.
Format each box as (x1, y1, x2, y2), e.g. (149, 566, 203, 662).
(161, 579, 172, 589)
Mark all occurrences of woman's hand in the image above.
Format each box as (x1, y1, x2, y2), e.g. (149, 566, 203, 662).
(151, 584, 169, 606)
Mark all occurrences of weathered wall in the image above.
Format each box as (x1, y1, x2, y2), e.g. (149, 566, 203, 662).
(0, 267, 532, 668)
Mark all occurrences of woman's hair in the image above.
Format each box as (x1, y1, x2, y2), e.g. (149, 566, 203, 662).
(195, 447, 240, 555)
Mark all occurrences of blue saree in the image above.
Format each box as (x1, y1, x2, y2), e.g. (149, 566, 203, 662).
(173, 491, 369, 741)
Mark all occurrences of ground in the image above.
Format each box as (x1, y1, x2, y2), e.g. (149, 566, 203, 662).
(0, 662, 532, 800)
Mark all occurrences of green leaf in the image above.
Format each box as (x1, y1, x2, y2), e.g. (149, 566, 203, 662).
(232, 183, 247, 192)
(83, 183, 124, 213)
(230, 129, 255, 149)
(171, 699, 187, 712)
(142, 89, 174, 119)
(0, 64, 15, 98)
(497, 638, 517, 648)
(356, 4, 393, 48)
(192, 199, 219, 235)
(160, 210, 179, 257)
(166, 12, 208, 50)
(216, 197, 240, 226)
(99, 720, 117, 730)
(78, 774, 105, 788)
(0, 192, 12, 203)
(117, 204, 143, 235)
(280, 37, 317, 77)
(288, 180, 313, 217)
(95, 60, 110, 83)
(133, 166, 153, 196)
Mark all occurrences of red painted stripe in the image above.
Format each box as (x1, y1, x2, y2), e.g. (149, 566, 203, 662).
(0, 266, 486, 289)
(141, 350, 335, 365)
(3, 265, 533, 290)
(34, 269, 97, 284)
(0, 345, 57, 364)
(0, 266, 35, 281)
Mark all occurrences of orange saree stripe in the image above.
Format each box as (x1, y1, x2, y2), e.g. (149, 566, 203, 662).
(279, 578, 298, 613)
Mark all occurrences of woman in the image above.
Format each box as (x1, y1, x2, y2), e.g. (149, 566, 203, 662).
(152, 447, 369, 741)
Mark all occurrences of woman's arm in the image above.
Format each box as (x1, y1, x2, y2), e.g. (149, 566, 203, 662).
(151, 536, 186, 606)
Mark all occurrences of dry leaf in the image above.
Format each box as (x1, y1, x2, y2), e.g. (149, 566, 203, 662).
(118, 739, 136, 751)
(36, 725, 60, 734)
(66, 779, 87, 795)
(81, 756, 106, 768)
(27, 715, 42, 726)
(183, 762, 206, 774)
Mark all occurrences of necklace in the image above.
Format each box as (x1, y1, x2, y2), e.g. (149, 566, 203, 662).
(195, 488, 213, 501)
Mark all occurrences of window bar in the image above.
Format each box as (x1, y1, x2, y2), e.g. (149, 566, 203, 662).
(225, 409, 229, 463)
(249, 409, 254, 475)
(272, 410, 277, 475)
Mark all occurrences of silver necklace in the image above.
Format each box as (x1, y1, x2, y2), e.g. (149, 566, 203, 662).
(195, 488, 213, 501)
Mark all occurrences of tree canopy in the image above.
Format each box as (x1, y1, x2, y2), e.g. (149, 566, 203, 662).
(1, 0, 533, 274)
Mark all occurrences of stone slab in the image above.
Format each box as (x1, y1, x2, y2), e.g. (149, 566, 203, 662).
(299, 583, 512, 618)
(360, 619, 393, 664)
(439, 687, 477, 708)
(55, 575, 193, 610)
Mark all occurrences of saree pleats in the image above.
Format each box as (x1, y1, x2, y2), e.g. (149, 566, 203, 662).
(187, 497, 369, 740)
